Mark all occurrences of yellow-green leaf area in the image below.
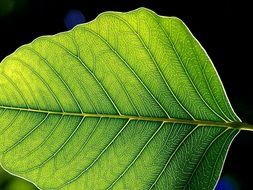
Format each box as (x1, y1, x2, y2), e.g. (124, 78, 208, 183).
(0, 8, 244, 190)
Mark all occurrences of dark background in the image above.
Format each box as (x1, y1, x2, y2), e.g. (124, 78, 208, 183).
(0, 0, 252, 189)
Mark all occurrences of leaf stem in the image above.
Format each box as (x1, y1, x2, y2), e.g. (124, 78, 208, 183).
(230, 122, 253, 132)
(0, 105, 253, 131)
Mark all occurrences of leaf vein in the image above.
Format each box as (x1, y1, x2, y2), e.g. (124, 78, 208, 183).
(3, 113, 49, 154)
(64, 117, 102, 166)
(55, 119, 131, 189)
(0, 73, 30, 109)
(0, 110, 21, 134)
(182, 128, 229, 189)
(80, 26, 170, 118)
(148, 125, 199, 189)
(154, 15, 227, 121)
(10, 57, 65, 112)
(24, 46, 84, 113)
(106, 122, 166, 189)
(42, 37, 121, 115)
(106, 13, 196, 120)
(183, 26, 233, 121)
(207, 129, 238, 189)
(19, 115, 64, 165)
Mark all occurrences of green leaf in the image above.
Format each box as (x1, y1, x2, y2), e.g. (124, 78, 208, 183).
(0, 7, 251, 190)
(0, 166, 37, 190)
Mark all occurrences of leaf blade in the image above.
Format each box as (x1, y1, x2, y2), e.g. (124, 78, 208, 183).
(0, 7, 241, 190)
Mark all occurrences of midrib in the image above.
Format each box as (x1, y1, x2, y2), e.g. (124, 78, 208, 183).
(0, 105, 252, 131)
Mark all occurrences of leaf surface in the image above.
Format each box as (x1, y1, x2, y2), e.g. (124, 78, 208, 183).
(0, 8, 240, 190)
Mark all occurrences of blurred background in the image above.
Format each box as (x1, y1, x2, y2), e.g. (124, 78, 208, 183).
(0, 0, 252, 189)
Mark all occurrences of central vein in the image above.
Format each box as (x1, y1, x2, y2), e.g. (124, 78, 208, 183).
(0, 105, 252, 131)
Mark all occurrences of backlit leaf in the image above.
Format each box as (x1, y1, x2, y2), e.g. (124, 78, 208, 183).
(0, 8, 244, 190)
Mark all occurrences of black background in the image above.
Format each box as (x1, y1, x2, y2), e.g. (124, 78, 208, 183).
(0, 0, 252, 189)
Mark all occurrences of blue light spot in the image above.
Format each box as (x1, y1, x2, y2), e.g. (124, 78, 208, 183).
(216, 175, 239, 190)
(64, 10, 85, 29)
